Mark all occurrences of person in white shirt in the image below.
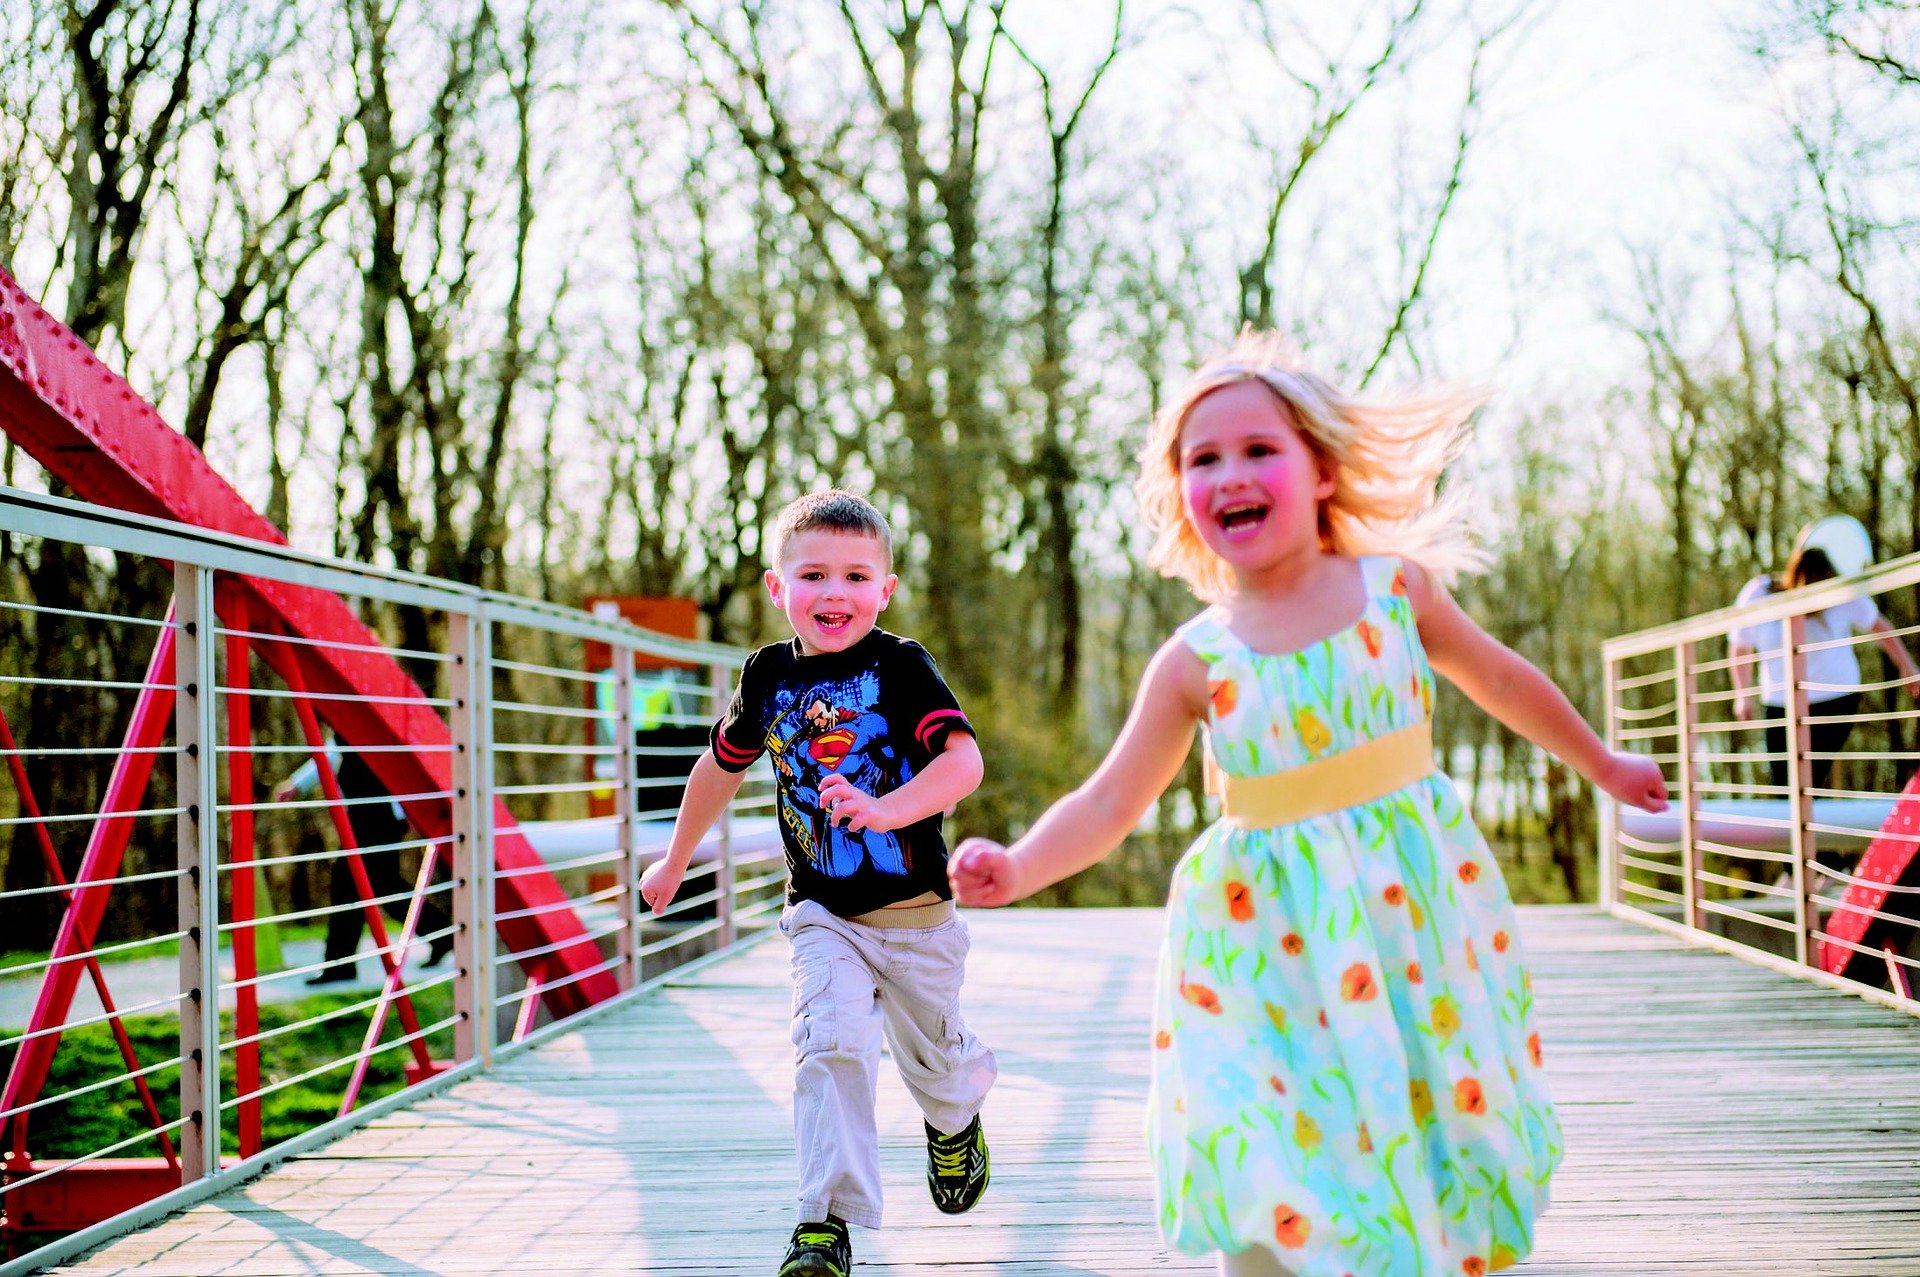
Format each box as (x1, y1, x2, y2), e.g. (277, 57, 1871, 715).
(1730, 547, 1920, 790)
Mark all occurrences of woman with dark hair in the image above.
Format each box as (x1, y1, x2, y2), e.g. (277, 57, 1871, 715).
(1730, 545, 1920, 790)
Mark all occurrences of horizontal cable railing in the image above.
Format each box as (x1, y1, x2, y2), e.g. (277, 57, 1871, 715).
(0, 486, 776, 1274)
(1600, 548, 1920, 1013)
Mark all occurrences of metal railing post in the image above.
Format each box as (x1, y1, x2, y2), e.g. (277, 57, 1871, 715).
(173, 565, 221, 1183)
(613, 643, 639, 989)
(1600, 655, 1620, 910)
(712, 659, 735, 947)
(1674, 642, 1700, 931)
(469, 609, 500, 1058)
(448, 609, 490, 1066)
(1785, 614, 1815, 969)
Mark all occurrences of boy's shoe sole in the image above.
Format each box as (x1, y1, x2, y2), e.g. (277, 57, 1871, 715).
(926, 1116, 990, 1214)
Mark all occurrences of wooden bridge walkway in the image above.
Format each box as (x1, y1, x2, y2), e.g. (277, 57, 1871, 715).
(45, 907, 1920, 1276)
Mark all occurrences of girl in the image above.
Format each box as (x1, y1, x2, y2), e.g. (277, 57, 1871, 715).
(950, 332, 1668, 1277)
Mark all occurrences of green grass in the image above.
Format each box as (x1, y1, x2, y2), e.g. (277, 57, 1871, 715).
(0, 923, 329, 981)
(2, 981, 458, 1163)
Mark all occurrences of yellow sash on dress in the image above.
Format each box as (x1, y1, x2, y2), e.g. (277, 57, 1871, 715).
(1210, 721, 1436, 830)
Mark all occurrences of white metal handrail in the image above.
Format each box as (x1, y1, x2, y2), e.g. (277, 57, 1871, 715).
(1600, 545, 1920, 1015)
(0, 485, 782, 1275)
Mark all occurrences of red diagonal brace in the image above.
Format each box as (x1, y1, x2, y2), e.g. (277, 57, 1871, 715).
(0, 265, 613, 1018)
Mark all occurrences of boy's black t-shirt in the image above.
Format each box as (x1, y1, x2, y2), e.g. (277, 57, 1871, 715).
(709, 628, 975, 917)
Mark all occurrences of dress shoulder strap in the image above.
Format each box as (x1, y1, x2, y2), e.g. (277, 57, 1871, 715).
(1174, 606, 1234, 664)
(1357, 554, 1408, 601)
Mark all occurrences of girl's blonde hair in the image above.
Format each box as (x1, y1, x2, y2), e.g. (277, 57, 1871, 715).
(1136, 329, 1488, 602)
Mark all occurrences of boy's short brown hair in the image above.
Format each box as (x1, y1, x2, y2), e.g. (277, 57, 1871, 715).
(770, 490, 893, 569)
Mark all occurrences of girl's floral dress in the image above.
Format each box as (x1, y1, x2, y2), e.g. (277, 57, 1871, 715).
(1150, 555, 1560, 1275)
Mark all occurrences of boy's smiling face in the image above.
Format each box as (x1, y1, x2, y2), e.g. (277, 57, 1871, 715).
(765, 528, 897, 656)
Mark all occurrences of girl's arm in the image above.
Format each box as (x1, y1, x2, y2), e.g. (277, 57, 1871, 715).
(1869, 617, 1920, 699)
(951, 635, 1206, 907)
(1407, 562, 1667, 811)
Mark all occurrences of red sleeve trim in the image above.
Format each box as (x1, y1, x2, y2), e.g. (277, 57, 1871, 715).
(914, 708, 971, 750)
(713, 735, 760, 766)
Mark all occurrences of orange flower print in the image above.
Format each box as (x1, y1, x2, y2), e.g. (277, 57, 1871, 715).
(1295, 707, 1332, 757)
(1293, 1111, 1322, 1150)
(1492, 930, 1510, 953)
(1406, 961, 1423, 984)
(1392, 567, 1409, 596)
(1431, 994, 1461, 1040)
(1383, 882, 1406, 907)
(1274, 1204, 1311, 1249)
(1154, 1029, 1171, 1049)
(1458, 860, 1481, 884)
(1356, 1122, 1373, 1154)
(1209, 678, 1238, 719)
(1409, 1078, 1434, 1124)
(1180, 977, 1222, 1015)
(1417, 674, 1433, 716)
(1317, 1009, 1329, 1028)
(1282, 932, 1305, 956)
(1465, 939, 1479, 971)
(1491, 1243, 1519, 1270)
(1358, 618, 1383, 659)
(1454, 1077, 1486, 1116)
(1226, 880, 1254, 922)
(1463, 1258, 1487, 1277)
(1264, 1002, 1288, 1034)
(1269, 1074, 1287, 1095)
(1340, 963, 1378, 1002)
(1527, 1032, 1543, 1068)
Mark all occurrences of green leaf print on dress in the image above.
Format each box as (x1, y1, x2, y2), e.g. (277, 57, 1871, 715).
(1149, 557, 1562, 1274)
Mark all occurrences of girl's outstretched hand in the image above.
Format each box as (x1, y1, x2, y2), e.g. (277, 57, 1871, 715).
(950, 837, 1022, 908)
(1600, 750, 1669, 813)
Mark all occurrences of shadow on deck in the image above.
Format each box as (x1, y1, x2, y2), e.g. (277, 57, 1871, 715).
(42, 907, 1920, 1276)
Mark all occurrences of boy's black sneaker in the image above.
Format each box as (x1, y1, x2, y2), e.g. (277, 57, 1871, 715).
(926, 1115, 989, 1214)
(777, 1218, 850, 1277)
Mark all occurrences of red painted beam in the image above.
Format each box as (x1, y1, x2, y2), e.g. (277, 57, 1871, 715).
(0, 268, 615, 1016)
(0, 1158, 184, 1238)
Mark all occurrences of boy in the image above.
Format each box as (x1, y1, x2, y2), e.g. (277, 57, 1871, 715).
(640, 490, 996, 1277)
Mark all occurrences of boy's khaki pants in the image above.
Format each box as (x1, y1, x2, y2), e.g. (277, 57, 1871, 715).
(780, 898, 997, 1229)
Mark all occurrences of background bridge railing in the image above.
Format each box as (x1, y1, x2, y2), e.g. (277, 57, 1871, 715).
(0, 487, 779, 1273)
(1600, 550, 1920, 1012)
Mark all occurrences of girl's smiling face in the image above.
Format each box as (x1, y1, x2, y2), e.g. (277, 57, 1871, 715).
(764, 528, 897, 656)
(1178, 381, 1335, 576)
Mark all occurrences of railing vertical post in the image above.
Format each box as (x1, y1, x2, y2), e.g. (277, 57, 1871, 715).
(448, 608, 491, 1067)
(173, 565, 221, 1183)
(1785, 614, 1816, 969)
(613, 642, 639, 990)
(466, 614, 495, 1060)
(1674, 642, 1700, 931)
(1599, 655, 1620, 910)
(712, 659, 735, 947)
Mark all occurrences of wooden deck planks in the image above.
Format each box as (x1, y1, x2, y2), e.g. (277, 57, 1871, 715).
(42, 906, 1920, 1275)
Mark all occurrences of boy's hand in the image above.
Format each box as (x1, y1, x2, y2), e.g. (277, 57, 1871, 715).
(950, 837, 1021, 908)
(1600, 751, 1669, 813)
(640, 857, 684, 915)
(818, 773, 896, 833)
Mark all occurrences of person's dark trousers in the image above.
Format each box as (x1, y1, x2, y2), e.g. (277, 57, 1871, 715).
(320, 834, 451, 966)
(1765, 691, 1863, 791)
(315, 753, 452, 976)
